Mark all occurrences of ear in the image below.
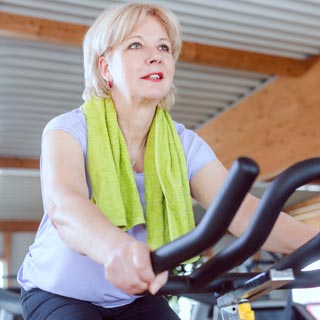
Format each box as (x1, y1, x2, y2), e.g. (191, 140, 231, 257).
(98, 56, 111, 82)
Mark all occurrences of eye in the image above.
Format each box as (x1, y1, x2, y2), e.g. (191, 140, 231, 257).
(158, 44, 170, 52)
(129, 42, 142, 49)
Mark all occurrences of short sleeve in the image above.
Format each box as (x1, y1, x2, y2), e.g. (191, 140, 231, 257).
(174, 121, 217, 180)
(42, 107, 87, 157)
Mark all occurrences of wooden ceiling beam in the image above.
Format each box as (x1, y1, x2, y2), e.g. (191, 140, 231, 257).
(0, 157, 39, 169)
(0, 11, 87, 46)
(180, 42, 316, 77)
(0, 220, 39, 232)
(0, 11, 316, 77)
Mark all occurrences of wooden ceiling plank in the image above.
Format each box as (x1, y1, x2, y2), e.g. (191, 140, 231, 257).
(0, 157, 39, 169)
(0, 11, 87, 46)
(0, 12, 316, 77)
(0, 220, 39, 232)
(180, 41, 317, 77)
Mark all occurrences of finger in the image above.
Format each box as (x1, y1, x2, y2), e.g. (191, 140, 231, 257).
(149, 270, 168, 295)
(121, 254, 150, 294)
(104, 242, 151, 294)
(105, 256, 149, 294)
(131, 242, 155, 283)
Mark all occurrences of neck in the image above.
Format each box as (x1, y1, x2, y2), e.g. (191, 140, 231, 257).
(111, 96, 158, 169)
(113, 96, 157, 146)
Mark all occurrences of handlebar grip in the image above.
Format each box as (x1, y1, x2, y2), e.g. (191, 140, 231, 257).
(189, 158, 320, 290)
(151, 157, 259, 274)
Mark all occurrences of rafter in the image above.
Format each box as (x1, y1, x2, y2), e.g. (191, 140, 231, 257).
(0, 157, 39, 169)
(0, 11, 87, 46)
(0, 11, 316, 77)
(0, 220, 39, 232)
(180, 42, 316, 77)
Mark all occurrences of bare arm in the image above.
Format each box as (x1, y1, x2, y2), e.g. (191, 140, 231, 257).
(41, 130, 167, 294)
(190, 159, 318, 254)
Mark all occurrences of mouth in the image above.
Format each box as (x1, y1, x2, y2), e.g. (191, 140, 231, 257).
(141, 72, 163, 80)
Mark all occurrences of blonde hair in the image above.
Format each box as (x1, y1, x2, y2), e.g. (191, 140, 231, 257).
(82, 2, 182, 110)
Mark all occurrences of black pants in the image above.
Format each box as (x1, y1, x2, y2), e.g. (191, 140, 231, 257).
(21, 288, 180, 320)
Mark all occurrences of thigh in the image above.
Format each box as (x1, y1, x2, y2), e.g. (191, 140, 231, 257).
(20, 288, 104, 320)
(116, 295, 180, 320)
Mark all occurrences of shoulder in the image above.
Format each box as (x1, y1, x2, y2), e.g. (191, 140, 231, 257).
(43, 107, 87, 148)
(174, 121, 204, 149)
(173, 120, 217, 179)
(173, 120, 215, 157)
(43, 107, 86, 135)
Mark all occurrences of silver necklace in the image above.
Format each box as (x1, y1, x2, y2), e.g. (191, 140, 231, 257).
(131, 139, 146, 168)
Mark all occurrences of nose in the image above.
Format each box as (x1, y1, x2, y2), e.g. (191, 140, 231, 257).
(146, 50, 162, 64)
(149, 58, 161, 64)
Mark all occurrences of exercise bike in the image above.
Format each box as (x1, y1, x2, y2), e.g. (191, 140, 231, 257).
(149, 157, 320, 320)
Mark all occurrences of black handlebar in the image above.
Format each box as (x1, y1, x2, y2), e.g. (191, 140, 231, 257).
(189, 157, 320, 290)
(151, 157, 320, 295)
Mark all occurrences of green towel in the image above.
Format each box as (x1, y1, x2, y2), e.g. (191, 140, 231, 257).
(83, 97, 195, 250)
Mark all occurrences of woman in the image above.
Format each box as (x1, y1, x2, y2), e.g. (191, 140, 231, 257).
(18, 2, 318, 320)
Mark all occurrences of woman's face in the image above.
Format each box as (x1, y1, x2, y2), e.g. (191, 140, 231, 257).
(102, 15, 175, 105)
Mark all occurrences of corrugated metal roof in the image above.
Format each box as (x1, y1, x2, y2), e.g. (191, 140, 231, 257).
(0, 35, 270, 158)
(1, 0, 320, 220)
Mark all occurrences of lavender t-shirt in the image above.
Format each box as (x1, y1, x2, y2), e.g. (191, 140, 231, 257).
(17, 107, 216, 308)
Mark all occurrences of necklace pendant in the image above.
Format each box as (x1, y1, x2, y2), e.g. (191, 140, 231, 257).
(130, 138, 146, 169)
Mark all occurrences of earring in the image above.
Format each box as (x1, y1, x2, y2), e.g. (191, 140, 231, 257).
(107, 80, 113, 89)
